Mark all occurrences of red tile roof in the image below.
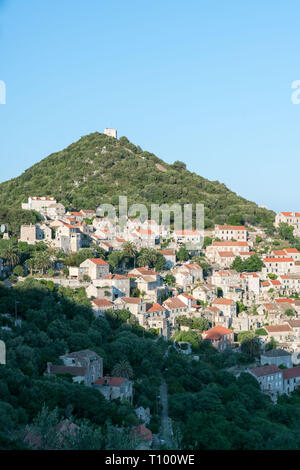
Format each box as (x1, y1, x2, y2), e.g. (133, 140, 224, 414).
(146, 302, 166, 313)
(88, 258, 108, 265)
(94, 376, 126, 387)
(131, 425, 152, 441)
(204, 326, 233, 340)
(282, 366, 300, 379)
(249, 365, 281, 377)
(216, 225, 246, 230)
(92, 299, 113, 307)
(264, 257, 294, 263)
(212, 298, 235, 306)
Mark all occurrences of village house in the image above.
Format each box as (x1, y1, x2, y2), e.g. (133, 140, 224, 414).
(263, 257, 296, 275)
(206, 241, 250, 262)
(214, 225, 248, 241)
(92, 298, 114, 317)
(21, 196, 56, 213)
(264, 324, 294, 343)
(174, 230, 202, 247)
(212, 298, 237, 318)
(86, 274, 130, 300)
(114, 297, 147, 325)
(128, 267, 165, 302)
(275, 212, 300, 237)
(211, 270, 240, 290)
(46, 349, 103, 386)
(20, 223, 52, 245)
(240, 272, 261, 297)
(192, 284, 216, 303)
(93, 376, 133, 402)
(157, 249, 176, 268)
(202, 326, 234, 351)
(248, 365, 283, 396)
(70, 258, 109, 281)
(260, 349, 293, 368)
(163, 297, 188, 326)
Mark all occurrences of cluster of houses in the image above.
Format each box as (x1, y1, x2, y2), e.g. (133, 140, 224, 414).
(16, 198, 300, 398)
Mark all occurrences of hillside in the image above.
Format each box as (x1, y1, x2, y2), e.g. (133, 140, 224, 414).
(0, 132, 275, 229)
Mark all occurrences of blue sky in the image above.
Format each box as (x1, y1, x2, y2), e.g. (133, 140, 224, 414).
(1, 0, 300, 212)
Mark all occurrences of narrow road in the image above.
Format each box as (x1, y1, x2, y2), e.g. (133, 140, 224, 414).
(159, 378, 174, 449)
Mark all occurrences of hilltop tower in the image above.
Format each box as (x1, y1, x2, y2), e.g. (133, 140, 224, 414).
(104, 128, 117, 139)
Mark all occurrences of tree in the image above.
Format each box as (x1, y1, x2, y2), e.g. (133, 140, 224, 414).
(34, 251, 51, 274)
(111, 360, 133, 379)
(1, 241, 19, 271)
(122, 242, 138, 268)
(176, 245, 189, 262)
(25, 258, 35, 276)
(240, 335, 261, 357)
(278, 223, 294, 242)
(13, 265, 24, 277)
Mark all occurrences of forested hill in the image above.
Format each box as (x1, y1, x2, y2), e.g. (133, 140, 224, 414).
(0, 132, 275, 228)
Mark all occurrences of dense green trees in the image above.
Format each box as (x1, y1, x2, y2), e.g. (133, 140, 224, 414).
(0, 133, 275, 229)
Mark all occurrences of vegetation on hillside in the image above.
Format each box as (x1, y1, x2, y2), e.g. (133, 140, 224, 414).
(0, 133, 275, 229)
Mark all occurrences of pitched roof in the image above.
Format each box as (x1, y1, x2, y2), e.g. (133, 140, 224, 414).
(163, 297, 187, 309)
(88, 258, 108, 265)
(263, 257, 294, 263)
(131, 425, 152, 441)
(204, 326, 233, 340)
(92, 299, 113, 307)
(282, 366, 300, 379)
(275, 298, 294, 304)
(249, 365, 281, 377)
(213, 241, 248, 246)
(146, 302, 166, 313)
(212, 298, 235, 306)
(94, 376, 126, 387)
(216, 225, 246, 231)
(265, 324, 292, 333)
(121, 297, 142, 304)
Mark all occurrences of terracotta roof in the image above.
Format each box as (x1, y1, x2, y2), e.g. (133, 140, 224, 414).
(265, 324, 292, 333)
(92, 299, 113, 307)
(284, 248, 300, 254)
(102, 274, 127, 280)
(204, 326, 233, 340)
(131, 425, 152, 441)
(122, 297, 142, 304)
(286, 320, 300, 328)
(164, 297, 187, 309)
(146, 302, 166, 313)
(94, 376, 126, 387)
(212, 298, 235, 306)
(218, 251, 235, 257)
(264, 257, 294, 263)
(275, 298, 294, 304)
(249, 365, 281, 377)
(88, 258, 108, 265)
(158, 250, 175, 256)
(213, 241, 248, 246)
(280, 212, 300, 217)
(282, 366, 300, 379)
(216, 225, 246, 231)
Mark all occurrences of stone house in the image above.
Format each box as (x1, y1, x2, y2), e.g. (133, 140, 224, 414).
(93, 376, 133, 402)
(202, 326, 234, 351)
(46, 349, 103, 386)
(78, 258, 109, 280)
(214, 224, 248, 241)
(92, 298, 114, 317)
(260, 349, 293, 368)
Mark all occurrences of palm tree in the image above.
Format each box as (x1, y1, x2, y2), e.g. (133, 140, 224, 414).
(1, 242, 19, 271)
(111, 360, 133, 379)
(137, 248, 157, 268)
(123, 242, 138, 268)
(34, 251, 51, 274)
(25, 258, 35, 276)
